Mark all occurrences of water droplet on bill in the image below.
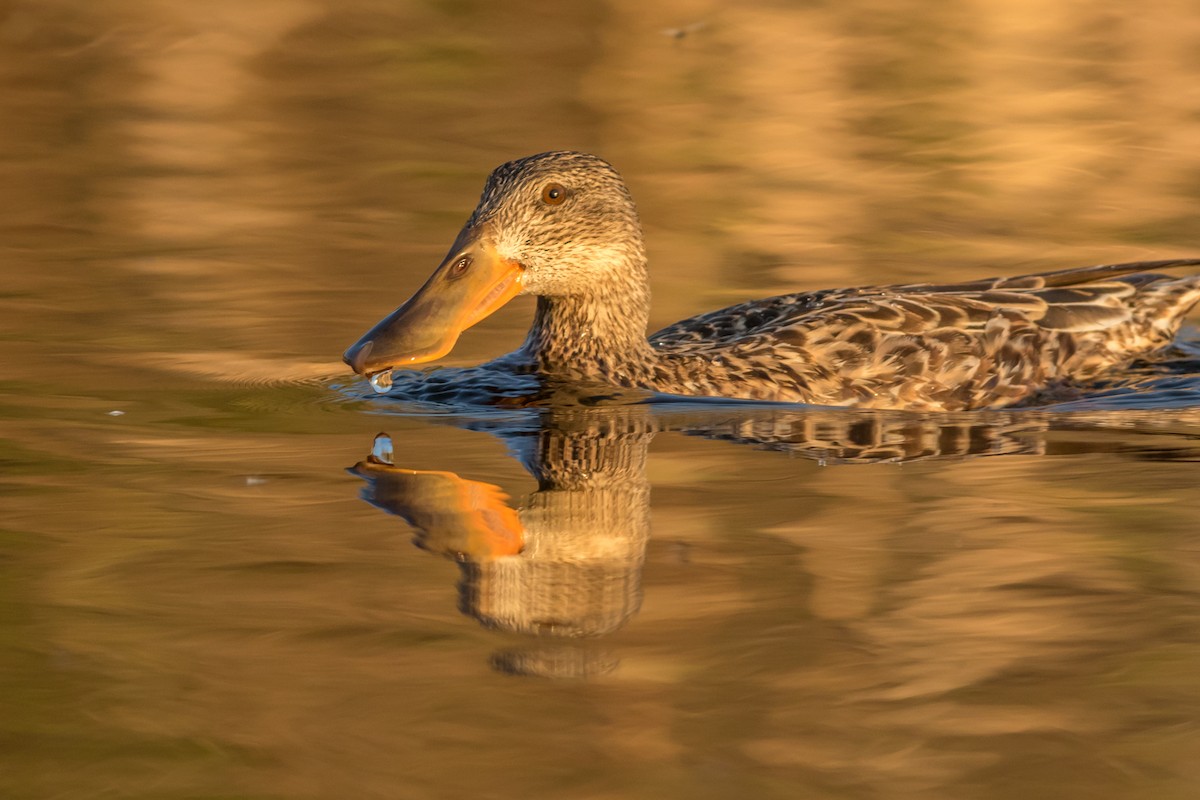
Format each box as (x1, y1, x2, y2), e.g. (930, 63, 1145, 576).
(371, 433, 394, 465)
(368, 370, 393, 394)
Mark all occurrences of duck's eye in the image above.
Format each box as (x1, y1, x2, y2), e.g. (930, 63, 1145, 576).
(540, 183, 568, 205)
(447, 255, 471, 279)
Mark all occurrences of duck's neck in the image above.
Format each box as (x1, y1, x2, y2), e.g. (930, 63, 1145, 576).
(519, 277, 656, 383)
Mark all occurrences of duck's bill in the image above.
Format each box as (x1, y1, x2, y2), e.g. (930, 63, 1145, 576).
(343, 229, 524, 377)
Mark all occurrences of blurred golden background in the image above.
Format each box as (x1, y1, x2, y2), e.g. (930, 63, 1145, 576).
(3, 0, 1198, 379)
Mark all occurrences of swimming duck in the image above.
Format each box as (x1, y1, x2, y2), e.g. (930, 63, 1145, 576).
(343, 151, 1200, 411)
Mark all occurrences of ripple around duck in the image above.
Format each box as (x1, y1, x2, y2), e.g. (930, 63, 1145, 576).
(113, 351, 346, 389)
(336, 332, 1200, 421)
(340, 389, 1200, 470)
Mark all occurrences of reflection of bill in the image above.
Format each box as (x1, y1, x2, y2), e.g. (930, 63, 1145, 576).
(348, 406, 1050, 676)
(354, 442, 524, 561)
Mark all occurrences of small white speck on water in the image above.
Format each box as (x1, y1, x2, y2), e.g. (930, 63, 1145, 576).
(107, 410, 125, 416)
(368, 370, 394, 394)
(245, 475, 267, 486)
(661, 21, 707, 40)
(817, 458, 827, 468)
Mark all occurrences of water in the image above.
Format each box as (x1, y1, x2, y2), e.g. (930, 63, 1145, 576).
(3, 2, 1200, 799)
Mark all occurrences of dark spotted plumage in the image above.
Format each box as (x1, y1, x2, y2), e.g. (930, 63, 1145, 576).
(374, 151, 1200, 411)
(642, 261, 1200, 410)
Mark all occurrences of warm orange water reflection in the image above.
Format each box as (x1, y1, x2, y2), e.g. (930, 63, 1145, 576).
(2, 1, 1200, 798)
(351, 407, 1189, 677)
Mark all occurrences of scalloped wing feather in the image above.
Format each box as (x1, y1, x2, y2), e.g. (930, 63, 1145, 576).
(648, 260, 1200, 410)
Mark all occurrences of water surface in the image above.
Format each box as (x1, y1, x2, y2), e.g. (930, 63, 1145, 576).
(2, 2, 1200, 798)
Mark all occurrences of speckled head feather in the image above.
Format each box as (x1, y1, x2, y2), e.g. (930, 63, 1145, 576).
(468, 151, 648, 300)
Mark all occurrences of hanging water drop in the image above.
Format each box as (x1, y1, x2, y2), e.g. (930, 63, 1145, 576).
(368, 370, 393, 394)
(371, 433, 394, 465)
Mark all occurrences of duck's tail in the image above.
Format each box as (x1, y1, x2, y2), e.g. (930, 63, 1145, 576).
(1126, 270, 1200, 343)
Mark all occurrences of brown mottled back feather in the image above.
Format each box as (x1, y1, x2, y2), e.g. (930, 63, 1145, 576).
(649, 260, 1200, 410)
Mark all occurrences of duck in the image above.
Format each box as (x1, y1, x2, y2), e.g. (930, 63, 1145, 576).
(343, 151, 1200, 411)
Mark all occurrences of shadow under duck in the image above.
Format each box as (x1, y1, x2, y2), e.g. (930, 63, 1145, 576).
(343, 151, 1200, 411)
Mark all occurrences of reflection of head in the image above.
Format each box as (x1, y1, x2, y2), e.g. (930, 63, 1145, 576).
(352, 408, 656, 644)
(459, 410, 654, 637)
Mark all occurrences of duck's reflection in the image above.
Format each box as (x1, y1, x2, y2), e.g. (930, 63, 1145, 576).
(349, 405, 1059, 676)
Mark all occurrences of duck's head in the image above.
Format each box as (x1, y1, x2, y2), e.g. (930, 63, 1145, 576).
(343, 151, 646, 378)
